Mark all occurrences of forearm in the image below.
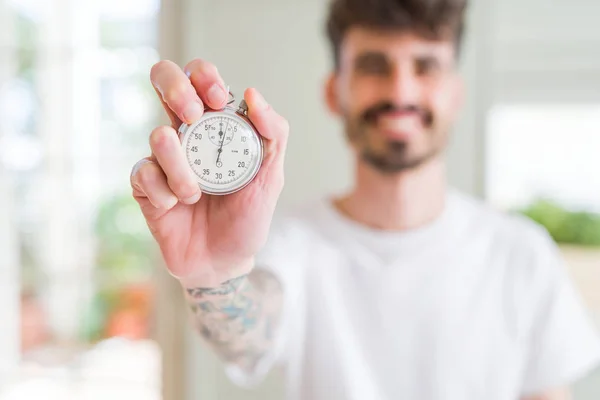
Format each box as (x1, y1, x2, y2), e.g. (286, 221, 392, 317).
(183, 268, 283, 373)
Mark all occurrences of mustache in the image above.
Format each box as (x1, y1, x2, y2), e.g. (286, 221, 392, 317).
(361, 102, 433, 126)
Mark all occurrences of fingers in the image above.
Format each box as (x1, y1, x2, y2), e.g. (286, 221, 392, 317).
(244, 88, 289, 161)
(130, 159, 179, 210)
(150, 60, 204, 125)
(184, 59, 228, 110)
(150, 59, 229, 128)
(243, 88, 289, 194)
(149, 126, 202, 204)
(130, 124, 202, 211)
(146, 60, 289, 199)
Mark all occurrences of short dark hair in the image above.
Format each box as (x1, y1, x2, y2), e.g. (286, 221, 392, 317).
(325, 0, 468, 67)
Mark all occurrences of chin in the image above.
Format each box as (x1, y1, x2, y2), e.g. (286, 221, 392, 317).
(362, 154, 425, 173)
(362, 146, 440, 174)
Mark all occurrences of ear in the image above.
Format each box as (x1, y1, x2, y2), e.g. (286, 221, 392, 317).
(324, 72, 341, 116)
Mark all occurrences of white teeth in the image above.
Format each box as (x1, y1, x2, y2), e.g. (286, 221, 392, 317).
(379, 116, 420, 132)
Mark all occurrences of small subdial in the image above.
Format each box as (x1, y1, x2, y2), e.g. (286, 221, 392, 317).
(208, 120, 235, 146)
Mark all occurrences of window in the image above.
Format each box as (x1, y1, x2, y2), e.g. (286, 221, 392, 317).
(486, 104, 600, 213)
(0, 0, 163, 398)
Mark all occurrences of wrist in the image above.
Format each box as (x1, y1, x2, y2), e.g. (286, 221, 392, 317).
(174, 257, 255, 290)
(183, 273, 249, 302)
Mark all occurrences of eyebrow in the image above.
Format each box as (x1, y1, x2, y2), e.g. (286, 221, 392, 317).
(353, 51, 390, 71)
(415, 54, 443, 66)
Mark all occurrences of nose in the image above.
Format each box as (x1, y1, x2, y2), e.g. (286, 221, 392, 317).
(388, 64, 421, 106)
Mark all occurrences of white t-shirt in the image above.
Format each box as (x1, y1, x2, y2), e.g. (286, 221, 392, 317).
(226, 189, 600, 400)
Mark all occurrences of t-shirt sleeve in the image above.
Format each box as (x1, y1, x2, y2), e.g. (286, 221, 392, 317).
(224, 217, 305, 388)
(520, 230, 600, 396)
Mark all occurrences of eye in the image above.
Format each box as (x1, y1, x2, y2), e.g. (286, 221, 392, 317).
(415, 57, 441, 76)
(354, 53, 391, 76)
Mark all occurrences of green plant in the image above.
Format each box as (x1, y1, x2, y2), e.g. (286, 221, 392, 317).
(94, 193, 156, 281)
(519, 199, 600, 247)
(81, 193, 158, 342)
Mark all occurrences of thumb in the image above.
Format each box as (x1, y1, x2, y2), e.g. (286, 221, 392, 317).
(243, 88, 289, 193)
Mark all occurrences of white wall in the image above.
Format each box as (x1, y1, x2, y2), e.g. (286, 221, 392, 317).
(491, 0, 600, 103)
(180, 0, 488, 207)
(178, 1, 489, 399)
(182, 0, 352, 209)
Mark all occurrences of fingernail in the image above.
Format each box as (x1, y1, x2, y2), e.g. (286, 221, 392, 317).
(183, 102, 203, 123)
(253, 90, 268, 110)
(182, 191, 201, 205)
(207, 83, 226, 107)
(161, 194, 179, 209)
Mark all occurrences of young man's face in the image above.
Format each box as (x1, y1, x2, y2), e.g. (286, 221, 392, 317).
(327, 27, 464, 173)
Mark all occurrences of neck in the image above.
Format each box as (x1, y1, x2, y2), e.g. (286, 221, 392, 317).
(334, 156, 448, 231)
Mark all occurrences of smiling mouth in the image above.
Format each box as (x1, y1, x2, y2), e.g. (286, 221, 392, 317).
(375, 112, 423, 139)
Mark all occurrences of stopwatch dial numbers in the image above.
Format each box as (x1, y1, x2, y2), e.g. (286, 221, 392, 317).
(185, 115, 259, 191)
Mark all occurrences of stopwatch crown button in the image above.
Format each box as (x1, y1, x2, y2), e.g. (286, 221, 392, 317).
(237, 100, 249, 116)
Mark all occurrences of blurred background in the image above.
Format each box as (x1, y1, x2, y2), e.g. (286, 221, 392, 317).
(0, 0, 598, 399)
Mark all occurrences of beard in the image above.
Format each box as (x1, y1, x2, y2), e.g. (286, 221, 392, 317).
(344, 101, 445, 173)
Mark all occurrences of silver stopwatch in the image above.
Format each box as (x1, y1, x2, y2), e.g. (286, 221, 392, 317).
(178, 93, 264, 195)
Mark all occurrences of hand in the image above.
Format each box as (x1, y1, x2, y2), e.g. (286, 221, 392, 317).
(130, 59, 289, 287)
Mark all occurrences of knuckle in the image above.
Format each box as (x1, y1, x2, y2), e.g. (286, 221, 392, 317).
(169, 179, 196, 197)
(163, 81, 192, 104)
(149, 126, 173, 149)
(137, 164, 158, 187)
(198, 60, 219, 76)
(185, 59, 218, 79)
(150, 60, 175, 81)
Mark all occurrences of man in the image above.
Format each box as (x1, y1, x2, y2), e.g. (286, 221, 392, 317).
(130, 0, 600, 398)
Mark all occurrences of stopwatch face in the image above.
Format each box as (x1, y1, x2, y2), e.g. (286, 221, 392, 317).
(179, 110, 263, 195)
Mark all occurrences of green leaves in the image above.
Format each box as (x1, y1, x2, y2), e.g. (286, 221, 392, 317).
(519, 199, 600, 247)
